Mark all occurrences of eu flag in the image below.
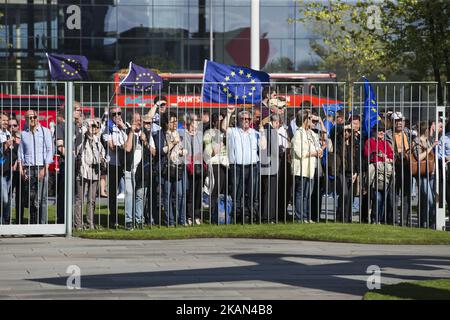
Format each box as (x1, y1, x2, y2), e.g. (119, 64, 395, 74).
(362, 77, 381, 136)
(322, 103, 344, 116)
(46, 53, 89, 81)
(202, 60, 270, 104)
(119, 62, 163, 92)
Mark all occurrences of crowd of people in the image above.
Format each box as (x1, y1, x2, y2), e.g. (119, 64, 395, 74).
(1, 88, 450, 231)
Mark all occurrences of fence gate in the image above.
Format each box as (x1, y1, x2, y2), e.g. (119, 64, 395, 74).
(0, 80, 448, 235)
(0, 81, 70, 236)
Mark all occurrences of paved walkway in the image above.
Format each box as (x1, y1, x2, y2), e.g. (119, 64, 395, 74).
(0, 237, 449, 299)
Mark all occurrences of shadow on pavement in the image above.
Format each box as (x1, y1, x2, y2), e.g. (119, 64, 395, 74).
(28, 253, 450, 296)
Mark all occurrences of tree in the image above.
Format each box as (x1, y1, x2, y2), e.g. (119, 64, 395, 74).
(382, 0, 450, 105)
(291, 0, 450, 106)
(290, 0, 394, 84)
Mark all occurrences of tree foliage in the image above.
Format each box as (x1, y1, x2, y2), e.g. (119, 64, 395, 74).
(291, 0, 449, 104)
(290, 0, 393, 83)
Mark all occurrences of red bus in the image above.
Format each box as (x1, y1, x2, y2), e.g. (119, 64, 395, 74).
(112, 72, 343, 109)
(0, 93, 94, 130)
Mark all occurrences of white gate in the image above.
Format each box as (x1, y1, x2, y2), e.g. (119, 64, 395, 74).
(0, 81, 72, 236)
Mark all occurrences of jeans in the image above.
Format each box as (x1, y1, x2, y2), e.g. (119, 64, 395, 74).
(1, 175, 12, 224)
(294, 176, 314, 221)
(371, 190, 389, 224)
(25, 166, 48, 224)
(186, 168, 203, 221)
(418, 175, 436, 228)
(261, 174, 277, 222)
(210, 164, 227, 223)
(108, 164, 123, 226)
(230, 164, 258, 222)
(145, 168, 159, 225)
(162, 176, 185, 226)
(388, 164, 412, 226)
(13, 171, 24, 224)
(124, 171, 145, 225)
(336, 174, 353, 223)
(56, 166, 65, 224)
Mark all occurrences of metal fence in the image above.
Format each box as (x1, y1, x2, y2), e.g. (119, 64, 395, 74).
(0, 80, 448, 236)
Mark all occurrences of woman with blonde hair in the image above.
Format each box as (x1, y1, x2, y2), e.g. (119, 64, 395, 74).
(291, 110, 322, 223)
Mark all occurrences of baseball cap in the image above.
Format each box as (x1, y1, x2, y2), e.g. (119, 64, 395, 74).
(391, 111, 405, 120)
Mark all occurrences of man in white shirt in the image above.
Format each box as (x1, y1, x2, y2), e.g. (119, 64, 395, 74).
(227, 110, 266, 223)
(18, 110, 53, 224)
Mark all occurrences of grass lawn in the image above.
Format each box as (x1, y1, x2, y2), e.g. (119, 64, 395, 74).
(363, 279, 450, 300)
(76, 222, 450, 245)
(11, 204, 449, 245)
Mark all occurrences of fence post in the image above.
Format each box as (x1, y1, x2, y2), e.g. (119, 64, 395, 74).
(65, 82, 74, 237)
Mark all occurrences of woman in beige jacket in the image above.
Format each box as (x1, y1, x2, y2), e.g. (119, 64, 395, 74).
(291, 110, 323, 223)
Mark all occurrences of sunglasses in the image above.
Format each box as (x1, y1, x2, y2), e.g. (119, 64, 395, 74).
(144, 122, 153, 125)
(242, 117, 251, 121)
(111, 112, 122, 117)
(91, 125, 99, 128)
(28, 116, 37, 120)
(10, 124, 18, 127)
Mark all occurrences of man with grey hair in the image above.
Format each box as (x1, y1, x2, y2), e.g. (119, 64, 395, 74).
(18, 110, 53, 224)
(227, 110, 266, 223)
(385, 111, 413, 226)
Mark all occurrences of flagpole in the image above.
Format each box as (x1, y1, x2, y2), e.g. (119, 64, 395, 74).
(251, 0, 260, 70)
(209, 0, 213, 61)
(200, 59, 208, 103)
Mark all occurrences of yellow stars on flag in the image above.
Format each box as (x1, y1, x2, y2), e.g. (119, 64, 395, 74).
(60, 58, 81, 77)
(135, 72, 155, 91)
(220, 69, 259, 101)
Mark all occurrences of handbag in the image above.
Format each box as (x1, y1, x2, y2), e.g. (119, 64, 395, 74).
(410, 139, 435, 177)
(410, 151, 435, 176)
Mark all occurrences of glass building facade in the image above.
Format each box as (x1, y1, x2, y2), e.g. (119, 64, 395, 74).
(0, 0, 323, 82)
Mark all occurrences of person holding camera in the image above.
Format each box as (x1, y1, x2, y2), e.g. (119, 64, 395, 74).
(74, 119, 106, 230)
(102, 106, 127, 228)
(123, 112, 150, 230)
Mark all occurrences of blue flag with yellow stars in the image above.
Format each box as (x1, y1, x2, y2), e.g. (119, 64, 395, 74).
(202, 60, 270, 104)
(119, 62, 163, 92)
(46, 53, 89, 81)
(362, 76, 381, 137)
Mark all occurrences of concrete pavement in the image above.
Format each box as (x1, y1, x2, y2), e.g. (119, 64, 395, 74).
(0, 237, 449, 299)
